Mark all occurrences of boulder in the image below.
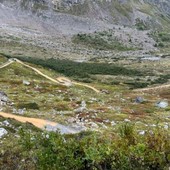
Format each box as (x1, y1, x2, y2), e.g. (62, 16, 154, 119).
(0, 128, 8, 138)
(155, 101, 168, 108)
(135, 96, 144, 103)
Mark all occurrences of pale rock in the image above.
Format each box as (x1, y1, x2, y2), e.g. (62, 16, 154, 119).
(164, 125, 169, 130)
(0, 128, 8, 138)
(2, 120, 10, 126)
(139, 130, 145, 135)
(23, 80, 31, 85)
(111, 121, 116, 126)
(124, 119, 131, 122)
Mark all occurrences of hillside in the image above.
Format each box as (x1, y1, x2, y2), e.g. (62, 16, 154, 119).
(1, 0, 170, 62)
(0, 0, 170, 169)
(0, 52, 170, 169)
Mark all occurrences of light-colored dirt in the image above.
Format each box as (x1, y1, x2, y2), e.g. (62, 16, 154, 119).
(16, 59, 62, 85)
(0, 60, 14, 69)
(0, 111, 56, 129)
(57, 77, 100, 93)
(0, 111, 80, 134)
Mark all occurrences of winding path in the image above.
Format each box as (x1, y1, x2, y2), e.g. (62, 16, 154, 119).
(57, 77, 100, 93)
(0, 60, 14, 69)
(1, 58, 99, 93)
(0, 58, 98, 133)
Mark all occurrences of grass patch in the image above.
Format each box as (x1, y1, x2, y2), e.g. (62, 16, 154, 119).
(72, 31, 135, 51)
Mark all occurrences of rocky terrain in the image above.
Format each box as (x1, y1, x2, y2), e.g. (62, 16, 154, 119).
(0, 0, 170, 61)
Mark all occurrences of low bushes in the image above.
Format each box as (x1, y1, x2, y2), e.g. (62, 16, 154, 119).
(72, 32, 133, 51)
(19, 123, 170, 170)
(10, 57, 145, 79)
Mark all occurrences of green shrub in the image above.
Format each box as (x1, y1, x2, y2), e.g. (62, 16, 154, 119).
(158, 42, 164, 47)
(9, 56, 145, 80)
(18, 124, 170, 170)
(17, 102, 39, 110)
(72, 32, 134, 51)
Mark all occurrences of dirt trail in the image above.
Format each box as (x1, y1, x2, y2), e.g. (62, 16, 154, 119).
(0, 111, 56, 128)
(0, 60, 14, 69)
(0, 59, 99, 93)
(0, 58, 97, 132)
(17, 60, 100, 93)
(0, 111, 80, 134)
(16, 59, 61, 85)
(133, 84, 170, 92)
(57, 77, 100, 93)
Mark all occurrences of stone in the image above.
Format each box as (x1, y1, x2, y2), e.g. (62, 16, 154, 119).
(164, 125, 169, 130)
(74, 101, 87, 113)
(139, 130, 145, 135)
(124, 119, 131, 122)
(0, 91, 8, 105)
(111, 121, 116, 126)
(135, 96, 144, 103)
(0, 128, 8, 138)
(155, 101, 168, 108)
(18, 108, 26, 115)
(23, 80, 31, 85)
(81, 101, 86, 108)
(2, 120, 10, 126)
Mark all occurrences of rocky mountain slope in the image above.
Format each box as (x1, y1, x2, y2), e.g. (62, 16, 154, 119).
(1, 0, 170, 34)
(0, 0, 170, 61)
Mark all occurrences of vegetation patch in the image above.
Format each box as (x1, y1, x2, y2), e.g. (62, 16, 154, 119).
(72, 31, 134, 51)
(17, 102, 39, 110)
(135, 18, 149, 30)
(150, 31, 170, 49)
(18, 124, 170, 170)
(5, 56, 145, 79)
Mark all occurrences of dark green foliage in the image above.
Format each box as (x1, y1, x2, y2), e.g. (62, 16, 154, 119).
(72, 32, 134, 51)
(151, 74, 170, 85)
(19, 124, 170, 170)
(150, 31, 170, 48)
(158, 42, 164, 47)
(135, 19, 148, 30)
(17, 102, 39, 110)
(11, 57, 145, 79)
(126, 81, 149, 89)
(158, 33, 170, 42)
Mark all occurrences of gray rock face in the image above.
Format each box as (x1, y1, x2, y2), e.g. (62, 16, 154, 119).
(0, 0, 170, 31)
(0, 91, 8, 105)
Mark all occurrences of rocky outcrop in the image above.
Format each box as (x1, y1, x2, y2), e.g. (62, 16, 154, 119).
(0, 0, 170, 28)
